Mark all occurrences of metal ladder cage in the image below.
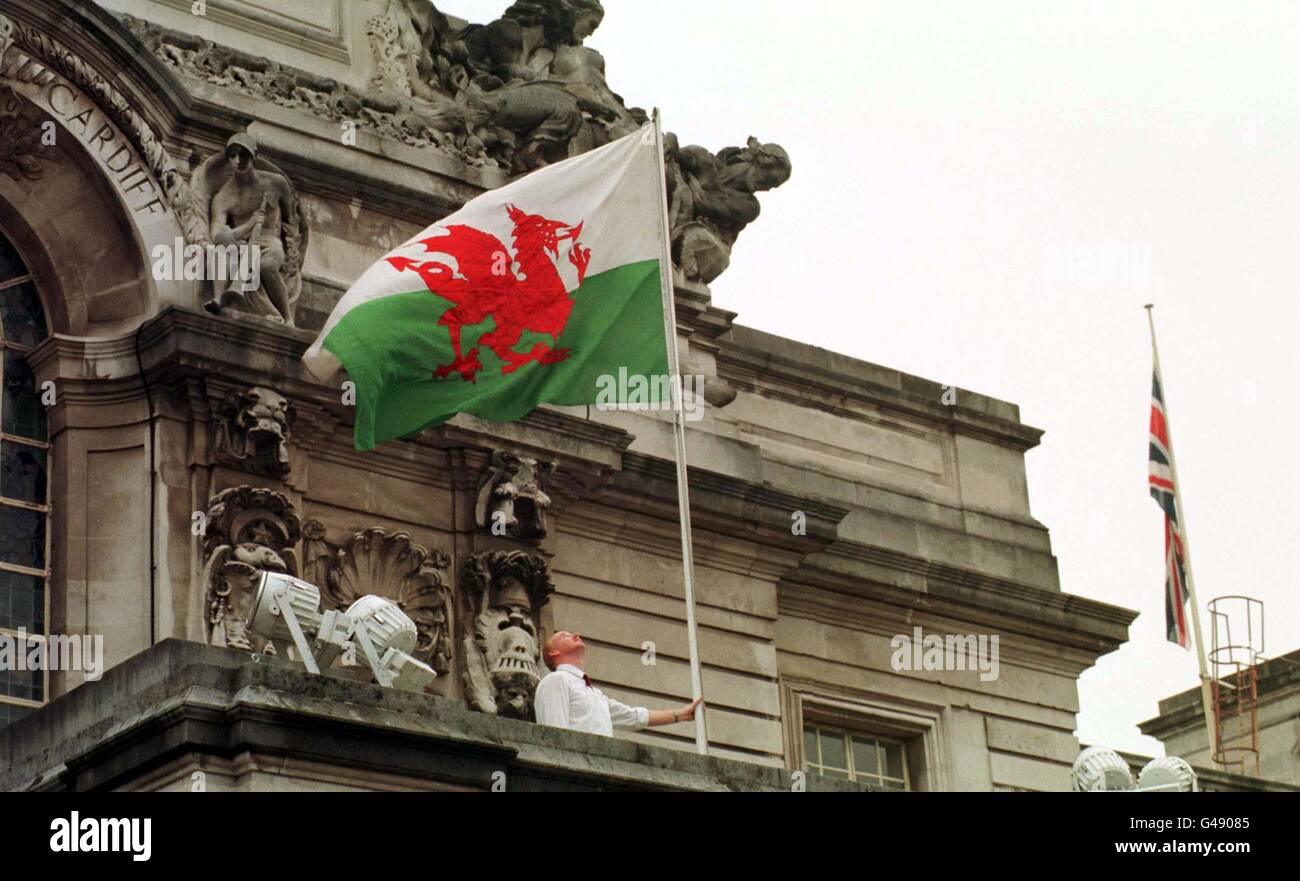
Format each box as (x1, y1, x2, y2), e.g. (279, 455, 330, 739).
(1207, 596, 1263, 777)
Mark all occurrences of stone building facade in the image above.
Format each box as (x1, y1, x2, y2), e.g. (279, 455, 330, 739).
(1140, 649, 1300, 787)
(0, 0, 1136, 791)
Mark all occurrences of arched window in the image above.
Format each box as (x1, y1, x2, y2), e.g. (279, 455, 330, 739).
(0, 231, 50, 728)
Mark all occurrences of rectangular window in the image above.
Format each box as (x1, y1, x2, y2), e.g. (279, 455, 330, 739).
(1, 245, 51, 725)
(803, 724, 910, 789)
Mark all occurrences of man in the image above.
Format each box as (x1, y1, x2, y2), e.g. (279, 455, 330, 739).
(534, 631, 702, 735)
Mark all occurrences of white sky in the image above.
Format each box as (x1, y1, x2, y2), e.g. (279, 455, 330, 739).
(449, 0, 1300, 755)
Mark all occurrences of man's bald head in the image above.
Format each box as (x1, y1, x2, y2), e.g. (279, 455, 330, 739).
(543, 630, 585, 670)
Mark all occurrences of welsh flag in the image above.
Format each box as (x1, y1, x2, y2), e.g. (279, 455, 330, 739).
(303, 125, 670, 451)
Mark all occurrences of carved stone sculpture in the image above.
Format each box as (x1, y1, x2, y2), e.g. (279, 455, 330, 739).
(451, 0, 634, 170)
(500, 0, 635, 135)
(201, 486, 301, 650)
(213, 386, 296, 478)
(460, 550, 555, 719)
(367, 0, 452, 103)
(475, 450, 555, 542)
(119, 3, 792, 283)
(666, 135, 793, 285)
(301, 522, 453, 675)
(192, 131, 308, 326)
(0, 87, 55, 182)
(0, 14, 14, 62)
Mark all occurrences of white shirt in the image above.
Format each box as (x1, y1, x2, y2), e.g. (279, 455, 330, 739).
(534, 664, 650, 736)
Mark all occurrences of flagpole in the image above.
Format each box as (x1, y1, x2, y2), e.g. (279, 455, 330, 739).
(652, 108, 708, 754)
(1144, 304, 1219, 766)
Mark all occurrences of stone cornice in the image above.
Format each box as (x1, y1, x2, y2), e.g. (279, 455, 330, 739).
(718, 326, 1044, 453)
(164, 77, 496, 222)
(115, 9, 508, 186)
(781, 539, 1136, 663)
(673, 279, 738, 341)
(613, 452, 848, 545)
(1139, 650, 1300, 740)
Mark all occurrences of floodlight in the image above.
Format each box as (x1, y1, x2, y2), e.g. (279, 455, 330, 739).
(1137, 756, 1198, 793)
(248, 572, 326, 673)
(1071, 746, 1135, 792)
(345, 595, 436, 692)
(245, 572, 436, 692)
(347, 595, 419, 656)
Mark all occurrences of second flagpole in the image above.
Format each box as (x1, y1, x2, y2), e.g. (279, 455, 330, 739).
(652, 109, 708, 754)
(1145, 304, 1219, 766)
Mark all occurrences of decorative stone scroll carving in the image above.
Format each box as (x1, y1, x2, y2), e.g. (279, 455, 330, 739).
(201, 486, 301, 650)
(460, 550, 555, 719)
(121, 12, 485, 165)
(474, 450, 555, 542)
(192, 131, 308, 326)
(0, 85, 54, 181)
(212, 386, 296, 478)
(301, 522, 453, 675)
(0, 15, 14, 61)
(366, 2, 430, 102)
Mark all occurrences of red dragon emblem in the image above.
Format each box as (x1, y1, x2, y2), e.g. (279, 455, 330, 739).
(386, 204, 592, 383)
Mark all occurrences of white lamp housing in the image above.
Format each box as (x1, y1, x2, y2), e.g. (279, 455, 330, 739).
(1071, 746, 1135, 792)
(346, 595, 419, 656)
(1138, 756, 1198, 793)
(249, 572, 326, 673)
(245, 572, 436, 691)
(344, 595, 435, 692)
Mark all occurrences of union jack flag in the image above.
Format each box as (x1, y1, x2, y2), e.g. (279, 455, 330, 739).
(1149, 370, 1190, 648)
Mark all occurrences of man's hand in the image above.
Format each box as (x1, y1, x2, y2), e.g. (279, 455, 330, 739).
(678, 697, 703, 722)
(647, 698, 704, 727)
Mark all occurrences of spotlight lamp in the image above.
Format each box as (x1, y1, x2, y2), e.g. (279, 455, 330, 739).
(246, 572, 437, 692)
(1071, 747, 1198, 793)
(345, 595, 433, 692)
(1136, 756, 1199, 793)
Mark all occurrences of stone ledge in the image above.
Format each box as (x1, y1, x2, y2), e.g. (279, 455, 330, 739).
(0, 640, 885, 792)
(1139, 648, 1300, 741)
(719, 325, 1044, 451)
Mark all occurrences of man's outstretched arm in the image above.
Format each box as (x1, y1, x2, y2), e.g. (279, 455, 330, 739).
(645, 697, 703, 727)
(608, 698, 702, 729)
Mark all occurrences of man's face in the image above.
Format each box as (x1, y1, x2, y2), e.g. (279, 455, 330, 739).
(547, 630, 585, 666)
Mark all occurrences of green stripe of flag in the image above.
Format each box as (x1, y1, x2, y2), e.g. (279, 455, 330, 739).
(325, 259, 668, 451)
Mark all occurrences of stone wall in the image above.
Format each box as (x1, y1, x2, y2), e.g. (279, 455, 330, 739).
(0, 640, 884, 791)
